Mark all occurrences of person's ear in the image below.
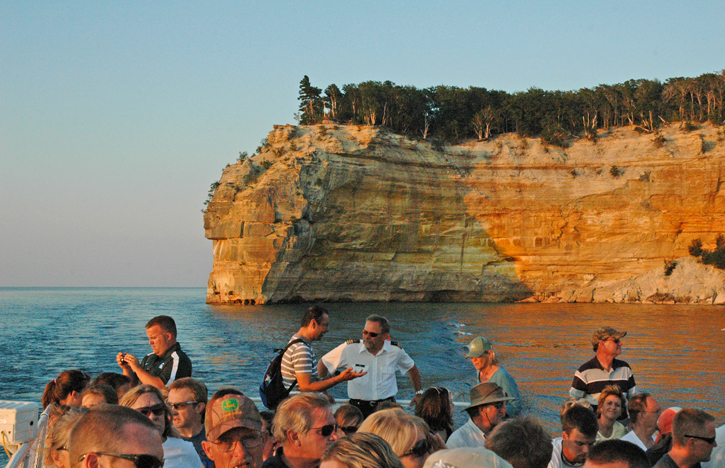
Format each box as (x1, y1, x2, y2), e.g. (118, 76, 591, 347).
(195, 402, 206, 415)
(80, 453, 101, 468)
(288, 429, 302, 446)
(202, 441, 216, 461)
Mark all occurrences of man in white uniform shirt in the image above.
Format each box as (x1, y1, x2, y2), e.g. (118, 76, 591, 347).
(318, 314, 423, 418)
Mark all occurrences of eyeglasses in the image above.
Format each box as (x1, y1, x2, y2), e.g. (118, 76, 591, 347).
(685, 434, 717, 445)
(167, 401, 199, 410)
(136, 403, 166, 418)
(79, 453, 165, 468)
(312, 423, 338, 437)
(340, 426, 358, 435)
(403, 438, 431, 458)
(362, 330, 380, 338)
(213, 430, 265, 452)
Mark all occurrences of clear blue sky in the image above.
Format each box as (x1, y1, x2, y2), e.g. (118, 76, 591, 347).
(1, 1, 723, 286)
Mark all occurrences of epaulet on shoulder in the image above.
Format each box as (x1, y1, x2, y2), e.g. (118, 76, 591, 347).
(346, 339, 361, 345)
(390, 340, 402, 349)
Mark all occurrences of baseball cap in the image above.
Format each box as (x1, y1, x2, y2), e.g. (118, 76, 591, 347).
(205, 393, 263, 442)
(423, 447, 514, 468)
(591, 327, 627, 347)
(466, 336, 494, 358)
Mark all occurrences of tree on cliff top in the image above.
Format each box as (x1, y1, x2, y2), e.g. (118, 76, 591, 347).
(299, 75, 322, 125)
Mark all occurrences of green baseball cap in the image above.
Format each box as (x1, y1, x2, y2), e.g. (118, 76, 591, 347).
(466, 336, 494, 358)
(205, 393, 262, 442)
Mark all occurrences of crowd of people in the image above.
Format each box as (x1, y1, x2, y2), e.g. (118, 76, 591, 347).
(35, 310, 723, 468)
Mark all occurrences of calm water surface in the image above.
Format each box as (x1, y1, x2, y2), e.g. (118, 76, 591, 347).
(1, 287, 724, 438)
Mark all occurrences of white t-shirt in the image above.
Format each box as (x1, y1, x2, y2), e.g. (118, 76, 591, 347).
(163, 437, 203, 468)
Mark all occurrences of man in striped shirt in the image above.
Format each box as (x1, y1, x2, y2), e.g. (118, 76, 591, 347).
(569, 326, 636, 416)
(281, 306, 365, 401)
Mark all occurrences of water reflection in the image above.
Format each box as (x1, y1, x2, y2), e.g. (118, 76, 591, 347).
(1, 288, 723, 437)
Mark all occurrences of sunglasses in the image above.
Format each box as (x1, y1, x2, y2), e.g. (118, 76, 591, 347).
(213, 430, 264, 452)
(362, 330, 380, 338)
(605, 338, 621, 344)
(312, 423, 338, 437)
(167, 401, 199, 411)
(340, 426, 358, 435)
(685, 434, 717, 445)
(403, 438, 431, 458)
(137, 403, 166, 418)
(79, 453, 164, 468)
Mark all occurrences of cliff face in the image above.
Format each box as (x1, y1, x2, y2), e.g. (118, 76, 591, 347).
(203, 123, 725, 304)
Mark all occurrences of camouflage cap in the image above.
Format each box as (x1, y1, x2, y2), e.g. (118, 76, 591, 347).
(205, 393, 263, 442)
(591, 326, 627, 348)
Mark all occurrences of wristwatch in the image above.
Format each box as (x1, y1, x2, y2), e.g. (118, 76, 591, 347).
(416, 389, 425, 395)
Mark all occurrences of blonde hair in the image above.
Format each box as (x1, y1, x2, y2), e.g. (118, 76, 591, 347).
(358, 409, 429, 457)
(597, 386, 625, 416)
(272, 392, 331, 444)
(44, 407, 88, 464)
(119, 385, 178, 438)
(322, 432, 404, 468)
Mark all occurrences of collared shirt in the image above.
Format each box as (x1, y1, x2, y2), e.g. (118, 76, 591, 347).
(141, 342, 192, 385)
(320, 340, 415, 400)
(548, 437, 584, 468)
(446, 418, 486, 449)
(620, 430, 654, 452)
(569, 356, 636, 411)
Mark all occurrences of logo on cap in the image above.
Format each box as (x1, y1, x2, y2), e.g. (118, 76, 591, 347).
(222, 398, 239, 412)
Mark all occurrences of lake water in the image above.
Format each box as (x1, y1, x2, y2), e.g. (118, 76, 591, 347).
(1, 287, 724, 456)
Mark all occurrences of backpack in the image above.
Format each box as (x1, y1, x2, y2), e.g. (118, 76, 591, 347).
(259, 338, 305, 409)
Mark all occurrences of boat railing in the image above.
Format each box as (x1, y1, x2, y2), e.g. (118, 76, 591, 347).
(4, 407, 50, 468)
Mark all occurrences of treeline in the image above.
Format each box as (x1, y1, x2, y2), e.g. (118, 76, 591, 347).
(297, 71, 725, 143)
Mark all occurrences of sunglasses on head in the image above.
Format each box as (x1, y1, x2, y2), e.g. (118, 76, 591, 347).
(403, 438, 431, 458)
(362, 330, 380, 338)
(137, 403, 166, 418)
(313, 423, 338, 437)
(79, 453, 164, 468)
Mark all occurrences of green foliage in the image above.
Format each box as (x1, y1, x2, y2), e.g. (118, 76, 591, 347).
(296, 69, 725, 143)
(610, 165, 624, 178)
(682, 121, 697, 132)
(237, 151, 248, 163)
(261, 160, 273, 170)
(541, 124, 569, 148)
(652, 135, 666, 148)
(689, 236, 725, 269)
(664, 260, 677, 276)
(203, 181, 220, 209)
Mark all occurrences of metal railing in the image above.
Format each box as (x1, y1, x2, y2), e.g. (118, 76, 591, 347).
(4, 407, 50, 468)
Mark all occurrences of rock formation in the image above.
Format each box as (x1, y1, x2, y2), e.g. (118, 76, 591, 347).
(203, 123, 725, 304)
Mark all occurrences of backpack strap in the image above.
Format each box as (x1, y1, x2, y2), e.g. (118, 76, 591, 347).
(280, 338, 307, 393)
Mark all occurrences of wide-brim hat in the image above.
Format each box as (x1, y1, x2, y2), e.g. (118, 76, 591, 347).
(423, 447, 514, 468)
(205, 393, 263, 442)
(464, 382, 514, 411)
(466, 336, 494, 358)
(591, 326, 627, 347)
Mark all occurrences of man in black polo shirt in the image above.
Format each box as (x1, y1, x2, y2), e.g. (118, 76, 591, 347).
(117, 315, 192, 389)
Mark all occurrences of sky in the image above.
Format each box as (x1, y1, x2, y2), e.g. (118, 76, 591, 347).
(1, 1, 723, 287)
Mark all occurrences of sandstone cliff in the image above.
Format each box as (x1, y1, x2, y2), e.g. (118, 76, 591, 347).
(203, 123, 725, 304)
